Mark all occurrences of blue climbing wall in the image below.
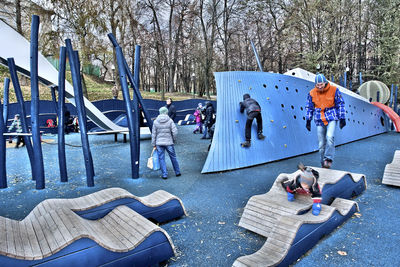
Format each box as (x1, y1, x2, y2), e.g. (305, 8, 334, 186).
(202, 71, 389, 173)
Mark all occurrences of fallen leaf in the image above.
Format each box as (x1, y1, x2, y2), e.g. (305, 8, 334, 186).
(218, 221, 226, 225)
(338, 251, 347, 256)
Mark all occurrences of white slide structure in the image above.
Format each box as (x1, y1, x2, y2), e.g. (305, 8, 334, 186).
(0, 19, 125, 131)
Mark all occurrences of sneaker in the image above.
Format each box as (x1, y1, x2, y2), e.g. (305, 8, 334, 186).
(257, 133, 265, 140)
(322, 159, 332, 169)
(241, 141, 251, 147)
(162, 176, 168, 180)
(176, 173, 181, 177)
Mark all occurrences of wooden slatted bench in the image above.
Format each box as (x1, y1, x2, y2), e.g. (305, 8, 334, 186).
(239, 167, 366, 238)
(382, 150, 400, 186)
(25, 187, 186, 223)
(233, 198, 359, 267)
(0, 205, 175, 266)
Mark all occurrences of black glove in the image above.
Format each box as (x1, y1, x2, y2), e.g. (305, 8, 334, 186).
(339, 119, 346, 129)
(306, 120, 311, 131)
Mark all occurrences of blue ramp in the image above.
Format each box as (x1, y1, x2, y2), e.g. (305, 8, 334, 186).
(202, 71, 388, 173)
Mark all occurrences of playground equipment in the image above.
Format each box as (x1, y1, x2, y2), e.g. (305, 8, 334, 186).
(371, 102, 400, 132)
(234, 167, 366, 266)
(25, 187, 186, 223)
(202, 69, 390, 173)
(0, 205, 175, 266)
(0, 19, 127, 131)
(358, 80, 390, 103)
(382, 150, 400, 186)
(0, 188, 184, 266)
(0, 16, 151, 188)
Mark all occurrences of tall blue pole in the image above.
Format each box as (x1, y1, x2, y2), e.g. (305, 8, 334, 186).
(73, 50, 95, 178)
(30, 15, 45, 189)
(331, 74, 334, 83)
(65, 39, 94, 186)
(344, 71, 347, 88)
(250, 40, 263, 72)
(58, 46, 68, 182)
(359, 72, 363, 85)
(0, 98, 6, 188)
(395, 85, 399, 114)
(3, 78, 10, 125)
(107, 33, 153, 131)
(389, 84, 394, 108)
(7, 58, 35, 179)
(132, 45, 141, 178)
(116, 46, 138, 179)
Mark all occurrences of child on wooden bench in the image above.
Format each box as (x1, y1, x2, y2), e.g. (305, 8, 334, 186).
(281, 163, 322, 215)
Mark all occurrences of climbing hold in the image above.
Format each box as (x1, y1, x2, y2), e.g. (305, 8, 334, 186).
(238, 80, 241, 83)
(283, 125, 287, 129)
(266, 97, 270, 100)
(284, 144, 287, 148)
(270, 120, 274, 123)
(235, 120, 239, 123)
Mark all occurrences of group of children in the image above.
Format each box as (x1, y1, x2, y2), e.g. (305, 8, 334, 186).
(193, 101, 215, 140)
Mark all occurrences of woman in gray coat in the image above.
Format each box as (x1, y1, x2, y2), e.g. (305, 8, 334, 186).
(151, 107, 181, 179)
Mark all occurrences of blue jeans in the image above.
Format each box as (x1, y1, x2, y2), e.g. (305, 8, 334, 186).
(156, 145, 181, 178)
(316, 120, 336, 164)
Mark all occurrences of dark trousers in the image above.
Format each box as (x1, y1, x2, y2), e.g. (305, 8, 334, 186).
(16, 136, 25, 148)
(245, 111, 263, 141)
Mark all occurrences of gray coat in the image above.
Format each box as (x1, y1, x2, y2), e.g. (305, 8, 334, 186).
(151, 114, 178, 146)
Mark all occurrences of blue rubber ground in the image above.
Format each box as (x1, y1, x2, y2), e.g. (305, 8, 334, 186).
(0, 126, 399, 266)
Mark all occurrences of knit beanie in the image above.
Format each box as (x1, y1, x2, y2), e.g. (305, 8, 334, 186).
(299, 168, 315, 187)
(315, 73, 327, 84)
(159, 106, 168, 115)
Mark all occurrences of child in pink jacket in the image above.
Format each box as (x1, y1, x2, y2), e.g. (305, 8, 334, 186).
(193, 103, 203, 134)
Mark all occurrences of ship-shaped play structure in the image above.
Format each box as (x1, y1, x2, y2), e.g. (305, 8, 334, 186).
(202, 68, 394, 173)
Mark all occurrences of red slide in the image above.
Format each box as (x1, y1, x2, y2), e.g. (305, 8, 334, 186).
(372, 102, 400, 132)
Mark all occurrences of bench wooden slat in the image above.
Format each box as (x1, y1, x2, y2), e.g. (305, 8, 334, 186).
(0, 218, 7, 255)
(12, 220, 24, 259)
(6, 218, 16, 257)
(23, 219, 42, 260)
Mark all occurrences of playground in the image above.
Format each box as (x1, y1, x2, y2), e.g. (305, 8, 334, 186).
(1, 14, 400, 267)
(0, 126, 399, 266)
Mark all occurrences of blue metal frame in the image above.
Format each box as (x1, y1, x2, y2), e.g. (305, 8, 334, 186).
(116, 46, 138, 179)
(65, 40, 95, 187)
(3, 78, 9, 124)
(389, 84, 394, 108)
(250, 40, 263, 72)
(58, 46, 68, 182)
(30, 15, 45, 189)
(395, 85, 398, 114)
(133, 45, 141, 178)
(0, 98, 6, 188)
(107, 33, 153, 131)
(7, 58, 35, 178)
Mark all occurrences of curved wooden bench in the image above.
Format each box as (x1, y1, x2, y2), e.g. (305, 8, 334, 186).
(25, 187, 186, 223)
(233, 198, 358, 267)
(238, 167, 366, 238)
(382, 150, 400, 186)
(0, 205, 175, 266)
